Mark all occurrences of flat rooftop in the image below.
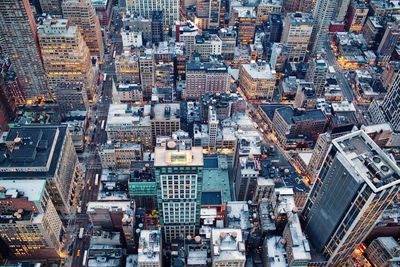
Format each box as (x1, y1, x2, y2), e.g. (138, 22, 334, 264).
(241, 62, 276, 80)
(152, 103, 181, 121)
(333, 130, 400, 191)
(0, 179, 46, 201)
(203, 156, 232, 203)
(154, 145, 203, 167)
(138, 230, 161, 263)
(0, 125, 67, 178)
(211, 228, 246, 262)
(106, 104, 151, 127)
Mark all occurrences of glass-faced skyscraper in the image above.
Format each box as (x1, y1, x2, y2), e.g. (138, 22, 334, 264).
(302, 130, 400, 266)
(154, 140, 203, 242)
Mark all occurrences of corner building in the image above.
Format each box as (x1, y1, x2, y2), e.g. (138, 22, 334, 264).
(154, 141, 203, 243)
(302, 130, 400, 266)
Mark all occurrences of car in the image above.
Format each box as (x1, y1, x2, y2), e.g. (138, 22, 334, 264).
(77, 249, 81, 257)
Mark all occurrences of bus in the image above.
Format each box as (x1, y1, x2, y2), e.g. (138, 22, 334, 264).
(94, 174, 99, 186)
(103, 73, 107, 82)
(82, 250, 88, 266)
(78, 228, 84, 239)
(112, 50, 116, 59)
(101, 120, 105, 130)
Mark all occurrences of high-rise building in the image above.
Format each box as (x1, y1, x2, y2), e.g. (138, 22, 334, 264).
(235, 8, 257, 45)
(310, 0, 336, 54)
(62, 0, 104, 59)
(376, 23, 400, 65)
(0, 0, 49, 101)
(238, 61, 276, 100)
(138, 230, 162, 266)
(365, 237, 400, 267)
(154, 141, 204, 242)
(151, 11, 164, 44)
(281, 12, 313, 62)
(335, 0, 351, 22)
(345, 0, 368, 33)
(208, 106, 218, 148)
(218, 28, 237, 60)
(126, 0, 179, 27)
(307, 132, 331, 183)
(267, 13, 283, 43)
(235, 156, 259, 201)
(39, 0, 63, 16)
(362, 16, 384, 50)
(211, 229, 246, 267)
(115, 52, 141, 84)
(139, 51, 156, 99)
(256, 0, 282, 25)
(194, 33, 222, 61)
(302, 130, 400, 265)
(195, 0, 221, 29)
(0, 180, 64, 260)
(151, 103, 181, 144)
(305, 58, 328, 96)
(105, 104, 152, 149)
(379, 70, 400, 131)
(177, 21, 199, 57)
(185, 60, 229, 100)
(38, 18, 95, 102)
(0, 125, 82, 216)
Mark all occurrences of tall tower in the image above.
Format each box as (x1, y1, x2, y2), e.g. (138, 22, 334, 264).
(310, 0, 336, 54)
(376, 23, 400, 65)
(126, 0, 179, 28)
(38, 18, 95, 102)
(39, 0, 63, 16)
(62, 0, 104, 59)
(281, 12, 313, 62)
(0, 0, 49, 101)
(154, 141, 203, 243)
(305, 57, 328, 96)
(302, 130, 400, 266)
(208, 106, 218, 148)
(380, 70, 400, 131)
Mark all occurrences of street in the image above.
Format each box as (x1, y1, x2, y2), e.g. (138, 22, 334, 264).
(324, 40, 355, 101)
(68, 52, 115, 267)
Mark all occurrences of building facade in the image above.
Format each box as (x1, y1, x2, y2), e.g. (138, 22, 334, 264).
(281, 12, 313, 62)
(302, 131, 400, 266)
(0, 0, 49, 100)
(154, 141, 204, 242)
(62, 0, 104, 59)
(38, 18, 95, 101)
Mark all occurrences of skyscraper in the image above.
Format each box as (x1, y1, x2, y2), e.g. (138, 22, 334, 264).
(126, 0, 179, 27)
(281, 12, 313, 62)
(345, 0, 368, 33)
(62, 0, 104, 59)
(38, 18, 95, 102)
(302, 130, 400, 266)
(39, 0, 63, 16)
(310, 0, 336, 54)
(0, 0, 49, 101)
(154, 140, 203, 242)
(376, 23, 400, 65)
(380, 70, 400, 131)
(305, 57, 328, 96)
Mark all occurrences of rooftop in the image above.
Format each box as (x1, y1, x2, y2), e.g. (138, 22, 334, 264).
(276, 106, 326, 125)
(0, 179, 46, 202)
(332, 130, 400, 191)
(87, 201, 131, 213)
(106, 104, 151, 127)
(227, 201, 252, 230)
(0, 125, 67, 178)
(138, 230, 161, 263)
(203, 156, 232, 203)
(154, 145, 203, 167)
(151, 103, 181, 121)
(241, 62, 276, 80)
(211, 228, 246, 262)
